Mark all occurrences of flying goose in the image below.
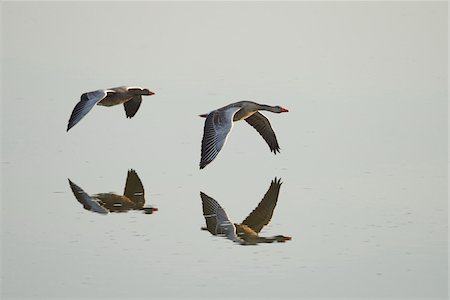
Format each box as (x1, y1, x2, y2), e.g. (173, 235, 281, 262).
(68, 169, 158, 214)
(200, 177, 291, 245)
(67, 86, 155, 131)
(199, 101, 288, 169)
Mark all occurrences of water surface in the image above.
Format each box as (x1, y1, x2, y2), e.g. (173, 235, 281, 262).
(1, 2, 447, 299)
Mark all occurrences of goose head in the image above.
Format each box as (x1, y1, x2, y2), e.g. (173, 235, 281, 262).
(142, 88, 155, 96)
(273, 106, 289, 113)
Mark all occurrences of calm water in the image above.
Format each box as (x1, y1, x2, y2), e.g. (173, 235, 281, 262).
(1, 2, 447, 299)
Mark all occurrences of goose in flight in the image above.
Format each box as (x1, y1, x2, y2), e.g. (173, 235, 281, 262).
(200, 177, 291, 245)
(199, 101, 288, 169)
(68, 169, 158, 214)
(67, 86, 155, 131)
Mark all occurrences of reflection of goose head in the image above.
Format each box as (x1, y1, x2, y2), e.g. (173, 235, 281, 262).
(141, 207, 159, 214)
(200, 177, 291, 245)
(68, 169, 157, 214)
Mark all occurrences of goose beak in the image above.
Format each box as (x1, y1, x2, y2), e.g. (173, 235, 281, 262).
(199, 114, 208, 118)
(281, 108, 289, 113)
(149, 91, 155, 95)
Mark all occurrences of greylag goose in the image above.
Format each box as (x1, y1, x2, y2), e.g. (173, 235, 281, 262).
(200, 177, 292, 245)
(67, 86, 155, 131)
(68, 169, 158, 214)
(199, 101, 288, 169)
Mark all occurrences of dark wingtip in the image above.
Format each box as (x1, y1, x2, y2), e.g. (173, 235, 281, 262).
(67, 118, 77, 131)
(277, 178, 283, 185)
(272, 177, 282, 185)
(199, 160, 208, 169)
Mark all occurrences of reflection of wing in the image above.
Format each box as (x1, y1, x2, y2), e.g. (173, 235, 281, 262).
(199, 107, 241, 169)
(94, 194, 135, 212)
(200, 192, 238, 239)
(68, 179, 109, 214)
(245, 112, 280, 154)
(241, 177, 282, 233)
(123, 169, 145, 207)
(123, 95, 142, 118)
(67, 90, 108, 131)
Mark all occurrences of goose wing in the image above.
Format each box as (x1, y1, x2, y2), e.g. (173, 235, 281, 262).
(200, 107, 241, 169)
(241, 177, 282, 233)
(67, 90, 108, 131)
(123, 95, 142, 118)
(200, 192, 237, 239)
(68, 179, 109, 214)
(123, 169, 145, 207)
(245, 112, 280, 154)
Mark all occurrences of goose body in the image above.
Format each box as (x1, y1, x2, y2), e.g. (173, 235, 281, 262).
(199, 101, 288, 169)
(67, 86, 155, 131)
(200, 177, 291, 245)
(68, 169, 158, 214)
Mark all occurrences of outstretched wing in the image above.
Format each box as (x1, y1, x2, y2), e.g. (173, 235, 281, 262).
(123, 95, 142, 118)
(200, 192, 237, 239)
(241, 177, 282, 233)
(67, 179, 109, 214)
(200, 107, 241, 169)
(67, 89, 108, 131)
(123, 169, 145, 207)
(245, 112, 280, 154)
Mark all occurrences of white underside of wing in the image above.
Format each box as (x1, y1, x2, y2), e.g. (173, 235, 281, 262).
(86, 196, 110, 214)
(215, 207, 237, 237)
(212, 106, 242, 156)
(200, 106, 241, 168)
(67, 89, 108, 130)
(203, 195, 237, 237)
(69, 180, 109, 214)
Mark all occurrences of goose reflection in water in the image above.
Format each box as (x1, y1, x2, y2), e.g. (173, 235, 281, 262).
(68, 169, 158, 214)
(200, 177, 291, 245)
